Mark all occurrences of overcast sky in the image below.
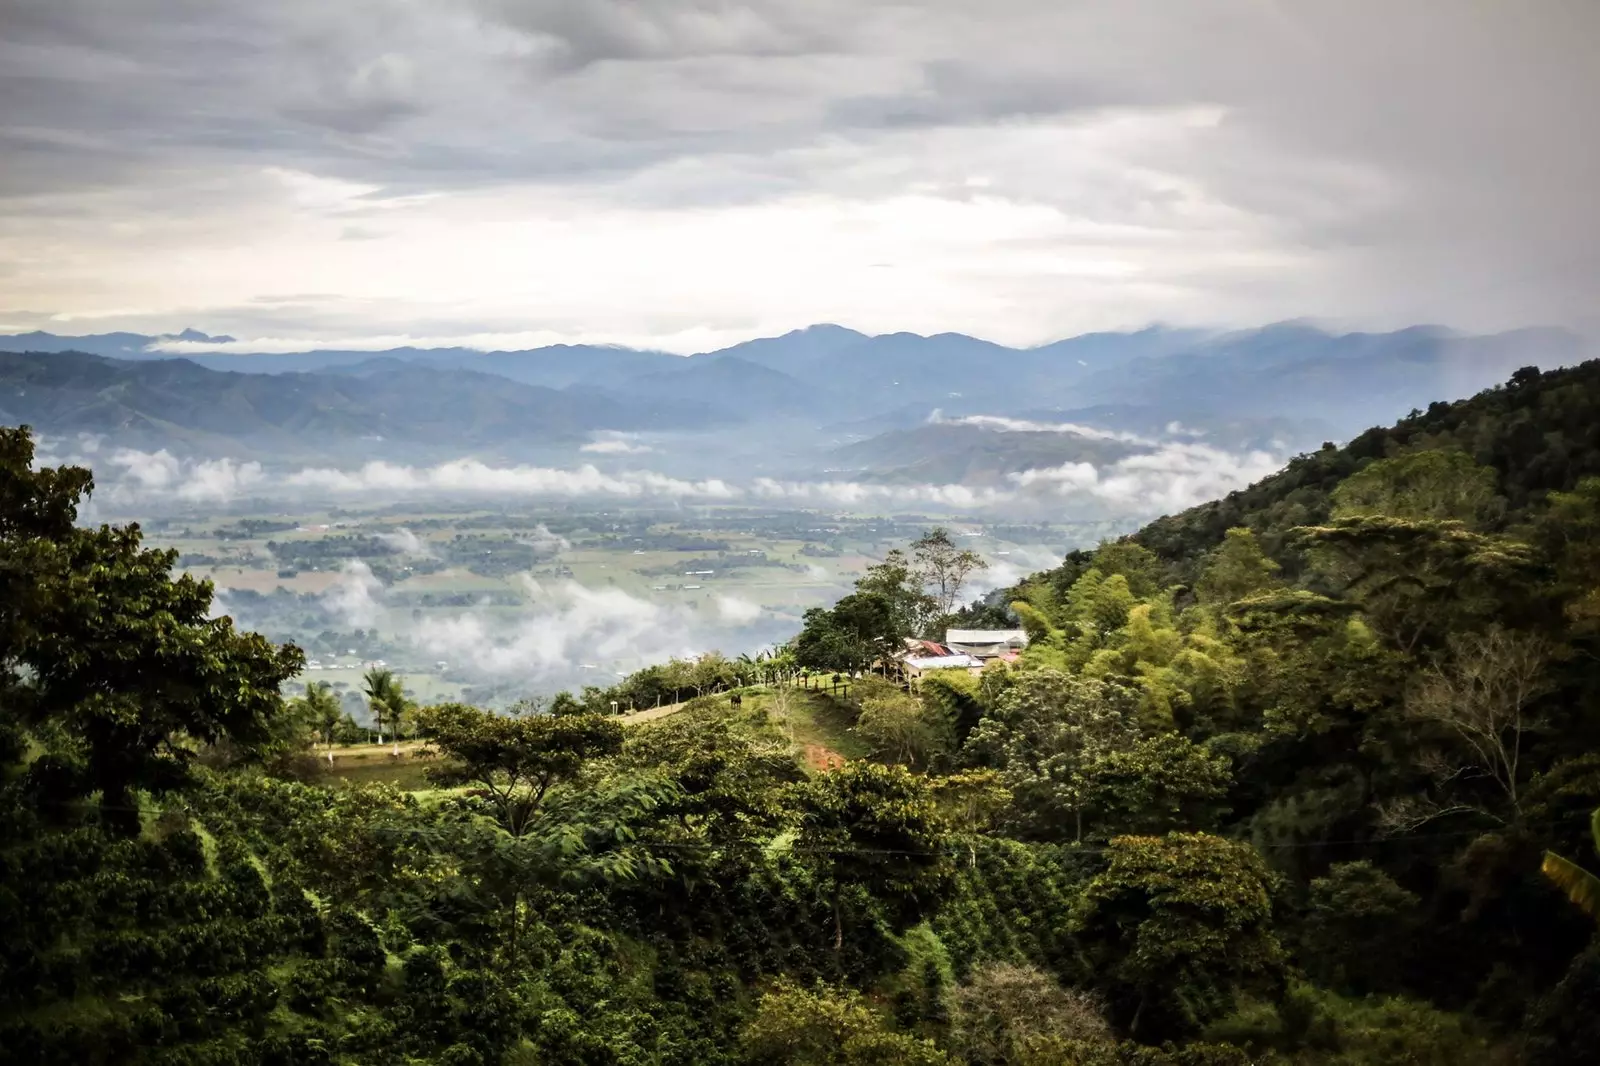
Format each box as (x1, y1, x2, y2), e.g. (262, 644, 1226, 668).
(1, 0, 1596, 352)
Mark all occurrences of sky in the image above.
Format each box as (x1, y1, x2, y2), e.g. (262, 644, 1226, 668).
(2, 0, 1597, 353)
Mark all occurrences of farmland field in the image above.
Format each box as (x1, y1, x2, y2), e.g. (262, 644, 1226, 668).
(125, 499, 1118, 715)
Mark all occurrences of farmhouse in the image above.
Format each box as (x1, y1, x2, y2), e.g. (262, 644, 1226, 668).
(944, 628, 1029, 660)
(901, 653, 982, 683)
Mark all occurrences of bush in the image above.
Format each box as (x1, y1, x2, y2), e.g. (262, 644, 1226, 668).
(946, 962, 1113, 1065)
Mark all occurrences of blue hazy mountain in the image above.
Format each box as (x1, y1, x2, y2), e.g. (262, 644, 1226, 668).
(1, 322, 1585, 463)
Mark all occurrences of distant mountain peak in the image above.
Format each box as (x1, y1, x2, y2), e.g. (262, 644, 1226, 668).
(166, 328, 237, 344)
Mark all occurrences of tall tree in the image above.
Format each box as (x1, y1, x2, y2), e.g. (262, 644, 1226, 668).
(362, 667, 408, 754)
(415, 701, 623, 838)
(793, 762, 950, 955)
(0, 426, 302, 833)
(293, 681, 344, 763)
(1075, 833, 1283, 1041)
(912, 527, 987, 618)
(1331, 449, 1503, 527)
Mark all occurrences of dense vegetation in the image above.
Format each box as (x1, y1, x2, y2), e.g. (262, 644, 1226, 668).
(4, 360, 1600, 1063)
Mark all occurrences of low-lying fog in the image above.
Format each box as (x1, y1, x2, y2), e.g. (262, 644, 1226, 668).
(34, 426, 1289, 703)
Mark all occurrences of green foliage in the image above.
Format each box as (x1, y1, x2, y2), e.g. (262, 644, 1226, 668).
(1331, 449, 1503, 526)
(1076, 834, 1284, 1041)
(1205, 983, 1500, 1065)
(793, 763, 952, 949)
(1195, 528, 1282, 607)
(1298, 862, 1419, 995)
(1541, 808, 1600, 920)
(1, 427, 303, 831)
(12, 359, 1600, 1064)
(852, 685, 953, 770)
(739, 980, 948, 1065)
(945, 962, 1113, 1065)
(416, 701, 623, 836)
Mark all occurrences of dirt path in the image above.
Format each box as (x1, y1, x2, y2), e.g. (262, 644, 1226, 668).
(802, 744, 847, 771)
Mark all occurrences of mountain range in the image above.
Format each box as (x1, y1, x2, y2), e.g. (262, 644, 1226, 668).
(1, 322, 1587, 476)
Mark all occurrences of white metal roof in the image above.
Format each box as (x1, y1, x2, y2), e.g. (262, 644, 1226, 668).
(904, 654, 981, 670)
(945, 628, 1029, 646)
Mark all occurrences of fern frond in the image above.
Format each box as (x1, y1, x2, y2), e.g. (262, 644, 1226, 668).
(1542, 850, 1600, 919)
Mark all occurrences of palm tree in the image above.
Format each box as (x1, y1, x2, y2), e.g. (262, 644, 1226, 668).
(300, 681, 343, 763)
(1542, 808, 1600, 920)
(362, 667, 407, 754)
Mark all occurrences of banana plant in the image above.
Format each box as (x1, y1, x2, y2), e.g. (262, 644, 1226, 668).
(1542, 808, 1600, 920)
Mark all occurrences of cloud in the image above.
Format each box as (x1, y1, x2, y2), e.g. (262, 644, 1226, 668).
(526, 523, 571, 555)
(1, 2, 1595, 344)
(101, 447, 265, 503)
(373, 526, 430, 554)
(747, 477, 1010, 510)
(71, 443, 1288, 519)
(320, 560, 387, 629)
(966, 544, 1066, 599)
(309, 564, 788, 688)
(1009, 441, 1282, 512)
(715, 595, 763, 624)
(931, 411, 1154, 445)
(283, 458, 737, 500)
(580, 432, 654, 454)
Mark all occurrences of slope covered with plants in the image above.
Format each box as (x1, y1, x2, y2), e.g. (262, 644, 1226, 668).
(4, 358, 1600, 1066)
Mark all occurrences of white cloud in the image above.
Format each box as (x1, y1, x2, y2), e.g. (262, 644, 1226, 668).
(101, 448, 265, 503)
(283, 458, 736, 500)
(527, 523, 572, 555)
(715, 595, 763, 624)
(1010, 442, 1281, 512)
(747, 477, 1010, 509)
(373, 527, 431, 554)
(75, 443, 1286, 519)
(932, 411, 1154, 445)
(321, 560, 387, 629)
(580, 432, 655, 454)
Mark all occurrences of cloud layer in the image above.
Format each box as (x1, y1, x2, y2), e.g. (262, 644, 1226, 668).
(293, 561, 789, 690)
(2, 1, 1596, 346)
(44, 441, 1286, 519)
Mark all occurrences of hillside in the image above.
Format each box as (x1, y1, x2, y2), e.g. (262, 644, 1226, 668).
(0, 350, 713, 456)
(827, 421, 1143, 484)
(1117, 359, 1600, 576)
(7, 353, 1600, 1062)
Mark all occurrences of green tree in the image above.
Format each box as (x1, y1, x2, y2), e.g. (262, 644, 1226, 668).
(963, 671, 1141, 842)
(793, 762, 950, 954)
(1331, 449, 1502, 526)
(1300, 861, 1420, 994)
(1195, 528, 1282, 607)
(1081, 733, 1233, 837)
(362, 667, 409, 753)
(857, 548, 938, 638)
(740, 980, 948, 1066)
(1294, 516, 1539, 655)
(1076, 833, 1284, 1041)
(292, 681, 344, 763)
(911, 527, 987, 618)
(415, 701, 623, 837)
(0, 426, 302, 832)
(853, 684, 953, 769)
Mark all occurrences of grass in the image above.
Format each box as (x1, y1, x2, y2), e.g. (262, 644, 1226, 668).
(742, 688, 869, 765)
(314, 740, 439, 789)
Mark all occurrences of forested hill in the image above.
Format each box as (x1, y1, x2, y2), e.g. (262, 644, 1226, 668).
(7, 356, 1600, 1065)
(1069, 360, 1600, 584)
